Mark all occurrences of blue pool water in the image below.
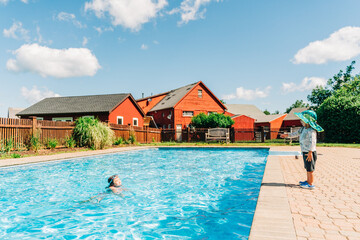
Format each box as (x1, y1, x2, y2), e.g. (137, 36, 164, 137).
(0, 147, 268, 239)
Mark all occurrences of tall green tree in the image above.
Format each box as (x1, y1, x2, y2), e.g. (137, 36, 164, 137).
(308, 61, 356, 108)
(285, 100, 310, 113)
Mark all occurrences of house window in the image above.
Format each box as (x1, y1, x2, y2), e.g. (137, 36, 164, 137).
(162, 113, 165, 117)
(52, 117, 73, 122)
(83, 115, 94, 119)
(183, 111, 194, 117)
(198, 89, 202, 98)
(133, 118, 138, 126)
(208, 112, 216, 115)
(163, 125, 166, 129)
(117, 116, 123, 125)
(168, 124, 171, 129)
(36, 117, 44, 120)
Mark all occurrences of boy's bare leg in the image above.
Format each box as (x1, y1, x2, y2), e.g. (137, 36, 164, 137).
(307, 171, 314, 185)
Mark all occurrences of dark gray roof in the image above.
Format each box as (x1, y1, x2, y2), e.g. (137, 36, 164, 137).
(17, 94, 130, 116)
(284, 107, 309, 120)
(150, 82, 198, 111)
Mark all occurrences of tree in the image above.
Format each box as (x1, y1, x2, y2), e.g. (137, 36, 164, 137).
(317, 75, 360, 143)
(263, 109, 270, 115)
(272, 110, 280, 115)
(285, 100, 310, 113)
(191, 113, 234, 128)
(308, 61, 356, 108)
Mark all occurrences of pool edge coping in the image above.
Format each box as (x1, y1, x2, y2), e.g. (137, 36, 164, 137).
(248, 150, 297, 240)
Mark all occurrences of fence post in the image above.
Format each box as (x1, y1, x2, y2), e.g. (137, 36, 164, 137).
(30, 116, 37, 136)
(261, 126, 265, 142)
(187, 127, 190, 142)
(290, 127, 293, 144)
(145, 126, 148, 143)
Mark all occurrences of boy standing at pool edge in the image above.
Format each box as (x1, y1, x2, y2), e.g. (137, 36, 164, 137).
(280, 110, 324, 189)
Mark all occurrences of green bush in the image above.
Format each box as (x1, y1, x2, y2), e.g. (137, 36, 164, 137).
(11, 153, 21, 158)
(128, 134, 136, 144)
(73, 117, 114, 150)
(191, 113, 234, 128)
(45, 138, 58, 150)
(1, 139, 13, 153)
(64, 136, 76, 148)
(317, 95, 360, 143)
(113, 137, 124, 145)
(28, 134, 42, 152)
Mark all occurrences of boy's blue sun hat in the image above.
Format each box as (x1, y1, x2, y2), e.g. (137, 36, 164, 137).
(294, 110, 324, 132)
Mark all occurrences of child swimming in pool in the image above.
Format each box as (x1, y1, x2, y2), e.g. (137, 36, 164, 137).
(80, 174, 125, 203)
(106, 174, 123, 194)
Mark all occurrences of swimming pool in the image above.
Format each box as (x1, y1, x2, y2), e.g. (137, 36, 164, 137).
(0, 147, 268, 239)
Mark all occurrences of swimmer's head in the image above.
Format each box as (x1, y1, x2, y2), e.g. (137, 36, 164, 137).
(107, 175, 121, 187)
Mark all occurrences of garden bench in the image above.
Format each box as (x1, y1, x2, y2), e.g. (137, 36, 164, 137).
(205, 128, 230, 143)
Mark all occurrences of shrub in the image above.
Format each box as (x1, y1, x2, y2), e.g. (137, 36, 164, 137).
(73, 117, 114, 150)
(28, 133, 41, 152)
(45, 138, 58, 150)
(64, 136, 76, 148)
(11, 153, 21, 158)
(113, 137, 124, 145)
(317, 95, 360, 143)
(191, 113, 234, 128)
(128, 134, 136, 144)
(1, 139, 13, 153)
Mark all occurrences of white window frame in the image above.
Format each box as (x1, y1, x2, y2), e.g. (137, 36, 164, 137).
(208, 112, 216, 115)
(168, 124, 171, 129)
(133, 118, 138, 126)
(182, 111, 194, 117)
(36, 117, 44, 120)
(198, 89, 202, 98)
(83, 115, 94, 119)
(117, 116, 124, 125)
(52, 117, 73, 122)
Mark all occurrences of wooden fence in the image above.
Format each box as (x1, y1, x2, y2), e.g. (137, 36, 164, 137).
(0, 117, 161, 150)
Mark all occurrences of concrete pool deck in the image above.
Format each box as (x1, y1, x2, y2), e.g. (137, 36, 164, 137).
(1, 146, 359, 239)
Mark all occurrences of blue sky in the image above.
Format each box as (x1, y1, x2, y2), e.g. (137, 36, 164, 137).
(1, 0, 360, 117)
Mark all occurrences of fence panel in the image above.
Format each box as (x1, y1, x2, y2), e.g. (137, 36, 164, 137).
(38, 120, 74, 144)
(0, 118, 32, 149)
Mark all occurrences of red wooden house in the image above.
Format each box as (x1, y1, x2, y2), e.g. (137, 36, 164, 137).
(225, 104, 286, 140)
(137, 81, 227, 140)
(17, 93, 145, 127)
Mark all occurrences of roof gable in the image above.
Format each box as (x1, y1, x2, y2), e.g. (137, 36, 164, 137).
(150, 81, 226, 112)
(150, 82, 198, 111)
(17, 93, 131, 116)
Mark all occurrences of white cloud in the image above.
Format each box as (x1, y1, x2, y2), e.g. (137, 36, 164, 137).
(82, 37, 88, 46)
(141, 44, 148, 50)
(85, 0, 168, 31)
(223, 86, 271, 101)
(282, 77, 327, 93)
(3, 21, 30, 41)
(169, 0, 220, 25)
(93, 26, 113, 34)
(153, 40, 159, 44)
(292, 26, 360, 64)
(21, 86, 60, 104)
(56, 12, 86, 28)
(0, 0, 28, 5)
(7, 43, 101, 78)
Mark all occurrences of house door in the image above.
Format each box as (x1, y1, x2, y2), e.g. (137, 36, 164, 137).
(176, 124, 182, 142)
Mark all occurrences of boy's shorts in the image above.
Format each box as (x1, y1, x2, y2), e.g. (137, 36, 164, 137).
(302, 151, 317, 172)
